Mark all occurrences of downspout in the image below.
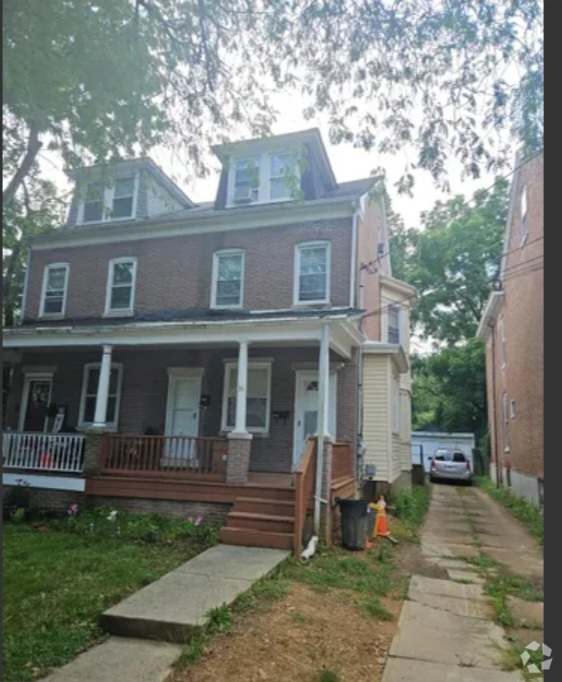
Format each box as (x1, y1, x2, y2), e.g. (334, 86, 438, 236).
(489, 321, 502, 488)
(350, 200, 364, 486)
(19, 248, 31, 325)
(350, 202, 360, 309)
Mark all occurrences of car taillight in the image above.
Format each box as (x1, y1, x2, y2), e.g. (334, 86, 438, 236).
(430, 461, 436, 470)
(466, 461, 471, 471)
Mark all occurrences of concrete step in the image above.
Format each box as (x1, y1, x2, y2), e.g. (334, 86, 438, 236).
(235, 496, 295, 516)
(226, 511, 295, 534)
(220, 526, 294, 550)
(100, 545, 289, 642)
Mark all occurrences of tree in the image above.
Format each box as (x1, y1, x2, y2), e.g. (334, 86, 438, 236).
(404, 178, 510, 345)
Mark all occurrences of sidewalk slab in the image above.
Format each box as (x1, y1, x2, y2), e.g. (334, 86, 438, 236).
(101, 544, 290, 642)
(383, 657, 523, 682)
(410, 575, 487, 601)
(41, 637, 181, 682)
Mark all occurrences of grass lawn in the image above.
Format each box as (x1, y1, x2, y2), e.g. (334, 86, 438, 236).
(3, 519, 215, 682)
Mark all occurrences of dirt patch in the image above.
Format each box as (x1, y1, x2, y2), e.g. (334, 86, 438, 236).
(392, 540, 448, 580)
(168, 582, 399, 682)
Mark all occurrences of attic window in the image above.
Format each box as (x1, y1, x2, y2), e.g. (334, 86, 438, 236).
(233, 158, 260, 204)
(112, 177, 135, 218)
(270, 153, 296, 200)
(83, 182, 105, 222)
(79, 174, 137, 224)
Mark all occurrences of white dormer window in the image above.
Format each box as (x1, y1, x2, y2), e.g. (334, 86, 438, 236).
(227, 152, 300, 207)
(79, 174, 137, 224)
(233, 158, 260, 204)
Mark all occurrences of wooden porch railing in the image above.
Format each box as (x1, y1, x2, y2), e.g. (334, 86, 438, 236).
(100, 435, 228, 479)
(331, 442, 354, 481)
(3, 432, 85, 473)
(293, 438, 317, 556)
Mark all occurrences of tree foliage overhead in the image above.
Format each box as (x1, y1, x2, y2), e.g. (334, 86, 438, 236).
(389, 178, 509, 346)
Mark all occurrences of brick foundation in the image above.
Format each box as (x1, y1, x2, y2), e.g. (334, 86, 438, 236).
(83, 431, 106, 476)
(86, 496, 231, 523)
(3, 485, 84, 512)
(226, 434, 252, 484)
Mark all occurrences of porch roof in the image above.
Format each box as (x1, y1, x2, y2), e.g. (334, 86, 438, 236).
(4, 310, 365, 360)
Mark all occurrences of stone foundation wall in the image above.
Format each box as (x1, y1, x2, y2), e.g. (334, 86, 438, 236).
(85, 496, 232, 523)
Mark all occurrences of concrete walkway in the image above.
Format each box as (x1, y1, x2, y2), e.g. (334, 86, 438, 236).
(383, 484, 543, 682)
(43, 544, 290, 682)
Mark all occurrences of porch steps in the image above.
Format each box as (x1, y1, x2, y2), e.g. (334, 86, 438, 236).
(220, 527, 294, 550)
(220, 487, 296, 550)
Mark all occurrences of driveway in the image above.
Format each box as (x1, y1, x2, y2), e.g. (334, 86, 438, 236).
(383, 483, 544, 681)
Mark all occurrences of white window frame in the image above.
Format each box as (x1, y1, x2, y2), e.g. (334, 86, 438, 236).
(78, 362, 123, 430)
(387, 304, 401, 345)
(520, 185, 528, 246)
(293, 240, 331, 306)
(226, 152, 300, 207)
(269, 152, 298, 201)
(77, 172, 139, 225)
(39, 263, 69, 318)
(211, 250, 245, 309)
(104, 257, 137, 317)
(499, 319, 506, 369)
(221, 360, 272, 434)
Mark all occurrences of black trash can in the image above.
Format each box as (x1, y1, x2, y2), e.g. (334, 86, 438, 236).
(337, 499, 368, 550)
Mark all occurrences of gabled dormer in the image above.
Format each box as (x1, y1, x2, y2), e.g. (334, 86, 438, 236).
(212, 128, 338, 210)
(66, 157, 195, 228)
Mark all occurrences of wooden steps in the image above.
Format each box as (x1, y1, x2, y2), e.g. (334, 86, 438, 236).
(220, 527, 294, 550)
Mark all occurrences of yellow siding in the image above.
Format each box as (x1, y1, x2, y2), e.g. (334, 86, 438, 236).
(362, 355, 391, 480)
(391, 434, 402, 482)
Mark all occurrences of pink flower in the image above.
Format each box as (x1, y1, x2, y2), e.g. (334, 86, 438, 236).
(67, 503, 80, 516)
(194, 516, 204, 526)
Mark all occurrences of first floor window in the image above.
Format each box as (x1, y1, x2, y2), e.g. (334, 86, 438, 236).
(222, 362, 271, 433)
(106, 258, 137, 314)
(79, 363, 122, 427)
(212, 251, 244, 307)
(388, 305, 400, 344)
(41, 263, 69, 316)
(295, 241, 330, 303)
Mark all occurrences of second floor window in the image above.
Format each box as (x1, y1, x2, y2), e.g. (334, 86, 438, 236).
(105, 258, 137, 315)
(212, 250, 244, 308)
(295, 241, 330, 304)
(388, 305, 400, 344)
(40, 263, 69, 317)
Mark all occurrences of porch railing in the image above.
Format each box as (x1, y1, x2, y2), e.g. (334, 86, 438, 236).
(100, 435, 229, 478)
(2, 432, 85, 473)
(331, 442, 354, 481)
(293, 438, 317, 557)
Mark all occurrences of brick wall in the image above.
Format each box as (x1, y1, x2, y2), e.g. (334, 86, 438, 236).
(24, 218, 353, 321)
(86, 496, 231, 523)
(356, 198, 385, 341)
(485, 154, 543, 484)
(7, 346, 358, 475)
(3, 485, 84, 512)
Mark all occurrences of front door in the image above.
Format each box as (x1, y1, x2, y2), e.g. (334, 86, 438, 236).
(21, 378, 52, 432)
(293, 371, 337, 465)
(164, 373, 202, 464)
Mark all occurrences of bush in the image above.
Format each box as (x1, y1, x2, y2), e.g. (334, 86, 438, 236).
(391, 485, 431, 529)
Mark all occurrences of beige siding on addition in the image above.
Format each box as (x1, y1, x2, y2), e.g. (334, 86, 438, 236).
(362, 354, 391, 481)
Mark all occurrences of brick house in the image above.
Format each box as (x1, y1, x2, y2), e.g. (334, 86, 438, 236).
(477, 151, 544, 506)
(3, 128, 415, 550)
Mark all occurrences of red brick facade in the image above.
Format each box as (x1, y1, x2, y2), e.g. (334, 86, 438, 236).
(483, 154, 543, 500)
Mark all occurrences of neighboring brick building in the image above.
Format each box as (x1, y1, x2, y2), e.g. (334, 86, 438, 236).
(477, 151, 544, 506)
(3, 128, 415, 547)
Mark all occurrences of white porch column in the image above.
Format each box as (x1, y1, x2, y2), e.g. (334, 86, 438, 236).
(233, 341, 249, 435)
(314, 324, 331, 534)
(92, 345, 113, 429)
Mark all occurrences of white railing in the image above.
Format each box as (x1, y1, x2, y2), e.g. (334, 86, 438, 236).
(3, 432, 85, 473)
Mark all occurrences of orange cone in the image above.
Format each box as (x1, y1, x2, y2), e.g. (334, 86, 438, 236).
(374, 496, 391, 538)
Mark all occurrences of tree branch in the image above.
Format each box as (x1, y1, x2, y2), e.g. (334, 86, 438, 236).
(3, 124, 42, 207)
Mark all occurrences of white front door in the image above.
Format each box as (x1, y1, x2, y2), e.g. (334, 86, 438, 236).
(293, 371, 337, 465)
(164, 372, 202, 464)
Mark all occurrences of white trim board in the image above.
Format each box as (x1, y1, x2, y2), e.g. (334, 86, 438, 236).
(3, 473, 86, 492)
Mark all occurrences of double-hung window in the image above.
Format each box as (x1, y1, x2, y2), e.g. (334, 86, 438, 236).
(80, 175, 136, 223)
(387, 305, 401, 344)
(212, 250, 244, 308)
(83, 182, 105, 223)
(270, 153, 296, 200)
(105, 258, 137, 315)
(79, 363, 123, 428)
(232, 157, 260, 204)
(112, 177, 135, 218)
(294, 241, 330, 304)
(222, 361, 272, 433)
(40, 263, 69, 317)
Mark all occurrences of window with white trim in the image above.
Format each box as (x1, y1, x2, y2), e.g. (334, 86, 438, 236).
(105, 258, 137, 315)
(294, 241, 330, 304)
(40, 263, 69, 317)
(388, 304, 400, 344)
(232, 157, 260, 204)
(79, 175, 136, 224)
(270, 153, 297, 200)
(502, 392, 509, 448)
(212, 250, 244, 308)
(520, 185, 528, 245)
(79, 363, 123, 428)
(222, 361, 272, 433)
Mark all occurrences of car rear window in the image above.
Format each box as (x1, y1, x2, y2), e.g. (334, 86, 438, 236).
(434, 451, 466, 462)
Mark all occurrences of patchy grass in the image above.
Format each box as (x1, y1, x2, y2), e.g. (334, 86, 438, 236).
(494, 640, 545, 681)
(476, 476, 543, 545)
(317, 670, 341, 682)
(389, 485, 431, 541)
(484, 573, 542, 627)
(3, 519, 217, 682)
(360, 595, 393, 621)
(464, 552, 499, 569)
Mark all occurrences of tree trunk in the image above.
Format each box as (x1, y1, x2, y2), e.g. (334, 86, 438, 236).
(3, 241, 22, 327)
(3, 125, 42, 207)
